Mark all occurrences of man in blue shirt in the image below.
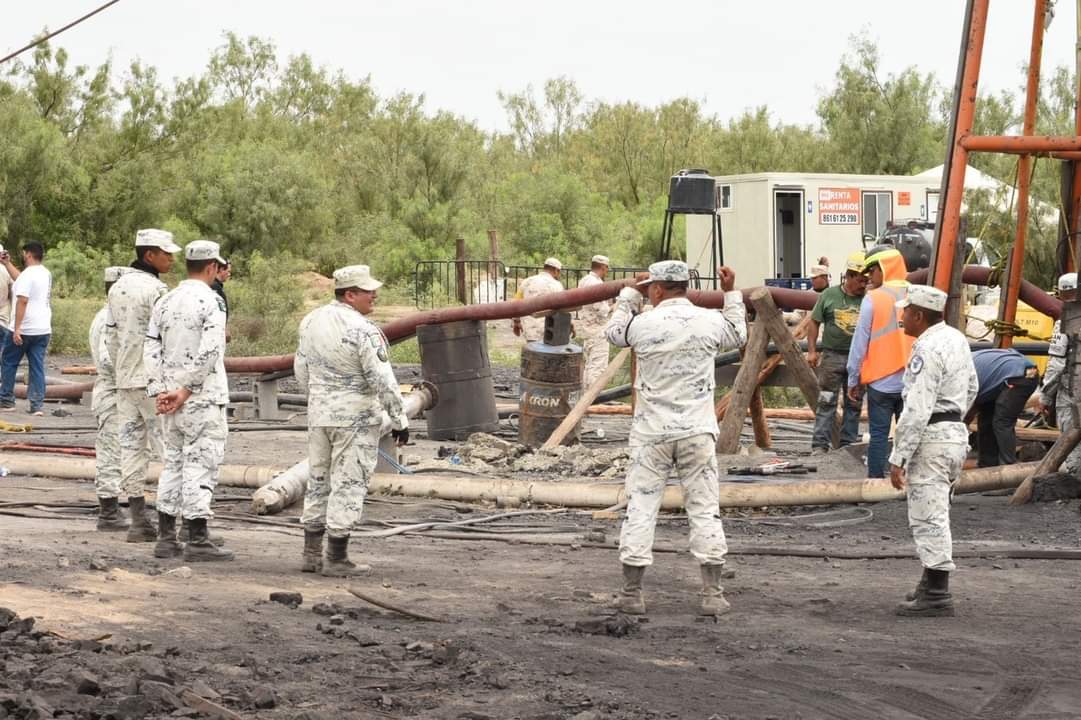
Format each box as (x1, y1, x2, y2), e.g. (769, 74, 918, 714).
(969, 349, 1039, 467)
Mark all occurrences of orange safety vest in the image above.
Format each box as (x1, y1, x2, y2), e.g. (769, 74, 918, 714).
(860, 283, 916, 385)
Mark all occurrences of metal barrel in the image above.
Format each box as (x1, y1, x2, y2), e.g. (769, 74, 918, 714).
(518, 341, 583, 448)
(417, 320, 500, 441)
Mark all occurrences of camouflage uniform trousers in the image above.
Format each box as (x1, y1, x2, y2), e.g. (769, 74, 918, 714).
(302, 424, 381, 538)
(156, 403, 227, 520)
(117, 388, 163, 497)
(1054, 399, 1081, 474)
(620, 433, 728, 567)
(93, 391, 133, 498)
(580, 331, 609, 390)
(905, 440, 967, 572)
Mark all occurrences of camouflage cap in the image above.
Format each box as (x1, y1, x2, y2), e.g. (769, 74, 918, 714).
(185, 240, 227, 264)
(135, 228, 181, 253)
(1058, 272, 1077, 292)
(543, 257, 562, 270)
(637, 260, 690, 286)
(591, 254, 610, 266)
(334, 264, 382, 291)
(896, 284, 947, 312)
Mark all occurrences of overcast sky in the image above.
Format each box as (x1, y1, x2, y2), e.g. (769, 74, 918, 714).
(4, 1, 1077, 131)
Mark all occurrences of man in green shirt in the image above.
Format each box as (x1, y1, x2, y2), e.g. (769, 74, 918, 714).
(807, 252, 867, 453)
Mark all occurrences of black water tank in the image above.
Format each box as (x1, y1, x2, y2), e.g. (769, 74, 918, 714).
(668, 169, 716, 214)
(417, 320, 500, 440)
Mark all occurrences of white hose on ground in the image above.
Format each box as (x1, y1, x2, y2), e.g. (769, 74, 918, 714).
(0, 453, 1041, 511)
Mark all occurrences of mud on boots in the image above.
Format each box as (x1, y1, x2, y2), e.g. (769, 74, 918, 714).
(154, 512, 183, 559)
(125, 496, 158, 542)
(96, 497, 129, 532)
(301, 529, 324, 573)
(698, 564, 731, 616)
(182, 518, 234, 562)
(178, 518, 224, 546)
(322, 535, 370, 577)
(604, 262, 746, 622)
(615, 564, 646, 614)
(896, 569, 954, 617)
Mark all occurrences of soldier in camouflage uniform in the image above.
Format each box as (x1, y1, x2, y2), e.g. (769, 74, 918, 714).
(576, 255, 613, 389)
(1038, 273, 1081, 473)
(144, 240, 234, 562)
(605, 260, 746, 616)
(889, 285, 978, 617)
(295, 265, 408, 577)
(106, 228, 180, 543)
(92, 266, 133, 531)
(513, 257, 564, 342)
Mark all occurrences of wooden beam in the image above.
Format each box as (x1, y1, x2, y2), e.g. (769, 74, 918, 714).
(1009, 427, 1081, 504)
(716, 313, 812, 420)
(749, 388, 771, 448)
(748, 287, 820, 408)
(541, 348, 632, 450)
(716, 320, 770, 454)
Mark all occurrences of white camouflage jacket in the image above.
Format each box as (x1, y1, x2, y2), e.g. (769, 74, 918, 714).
(106, 268, 168, 390)
(1040, 319, 1067, 406)
(294, 301, 407, 430)
(90, 306, 116, 414)
(143, 280, 229, 406)
(576, 272, 611, 335)
(605, 287, 747, 446)
(888, 322, 979, 469)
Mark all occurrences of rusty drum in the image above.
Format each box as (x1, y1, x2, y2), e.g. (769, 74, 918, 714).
(518, 341, 583, 448)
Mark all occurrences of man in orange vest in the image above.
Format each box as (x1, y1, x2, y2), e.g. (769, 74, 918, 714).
(845, 247, 915, 477)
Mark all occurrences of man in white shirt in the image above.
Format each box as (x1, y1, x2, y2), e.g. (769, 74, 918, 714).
(576, 255, 613, 389)
(513, 258, 564, 342)
(0, 242, 52, 415)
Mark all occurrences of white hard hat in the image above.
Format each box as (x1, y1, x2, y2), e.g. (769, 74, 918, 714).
(1058, 272, 1077, 292)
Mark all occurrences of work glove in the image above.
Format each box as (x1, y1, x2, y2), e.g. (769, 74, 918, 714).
(391, 427, 410, 446)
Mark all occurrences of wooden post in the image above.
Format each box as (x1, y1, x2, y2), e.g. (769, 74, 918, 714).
(749, 388, 771, 448)
(716, 320, 770, 454)
(542, 348, 632, 449)
(716, 313, 812, 420)
(748, 287, 819, 409)
(1008, 427, 1081, 504)
(455, 237, 467, 305)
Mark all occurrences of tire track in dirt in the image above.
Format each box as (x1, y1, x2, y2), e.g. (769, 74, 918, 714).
(771, 663, 971, 720)
(974, 678, 1044, 720)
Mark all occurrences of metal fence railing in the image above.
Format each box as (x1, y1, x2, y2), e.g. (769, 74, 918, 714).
(413, 260, 721, 309)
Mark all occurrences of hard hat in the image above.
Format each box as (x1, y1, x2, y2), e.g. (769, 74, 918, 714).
(845, 252, 866, 272)
(1058, 272, 1077, 292)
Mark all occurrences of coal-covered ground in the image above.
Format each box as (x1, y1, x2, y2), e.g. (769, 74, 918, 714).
(2, 360, 1081, 718)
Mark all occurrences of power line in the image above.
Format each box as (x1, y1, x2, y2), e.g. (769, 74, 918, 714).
(0, 0, 122, 66)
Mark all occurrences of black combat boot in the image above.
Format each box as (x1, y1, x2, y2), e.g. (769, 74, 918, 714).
(615, 564, 646, 614)
(125, 496, 157, 543)
(182, 518, 235, 562)
(96, 497, 129, 532)
(302, 529, 324, 573)
(904, 567, 930, 602)
(178, 518, 224, 545)
(321, 535, 370, 577)
(153, 512, 184, 559)
(896, 569, 954, 617)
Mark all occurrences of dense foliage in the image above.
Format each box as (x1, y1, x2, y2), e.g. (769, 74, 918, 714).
(0, 33, 1075, 353)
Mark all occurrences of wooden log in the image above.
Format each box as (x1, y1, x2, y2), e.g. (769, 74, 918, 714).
(347, 587, 447, 623)
(1009, 427, 1081, 504)
(716, 320, 770, 454)
(585, 404, 633, 415)
(541, 348, 632, 449)
(748, 287, 819, 408)
(716, 313, 812, 420)
(60, 366, 97, 375)
(749, 388, 771, 448)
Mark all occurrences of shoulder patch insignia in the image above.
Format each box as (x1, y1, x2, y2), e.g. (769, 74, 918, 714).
(908, 354, 924, 375)
(377, 346, 388, 362)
